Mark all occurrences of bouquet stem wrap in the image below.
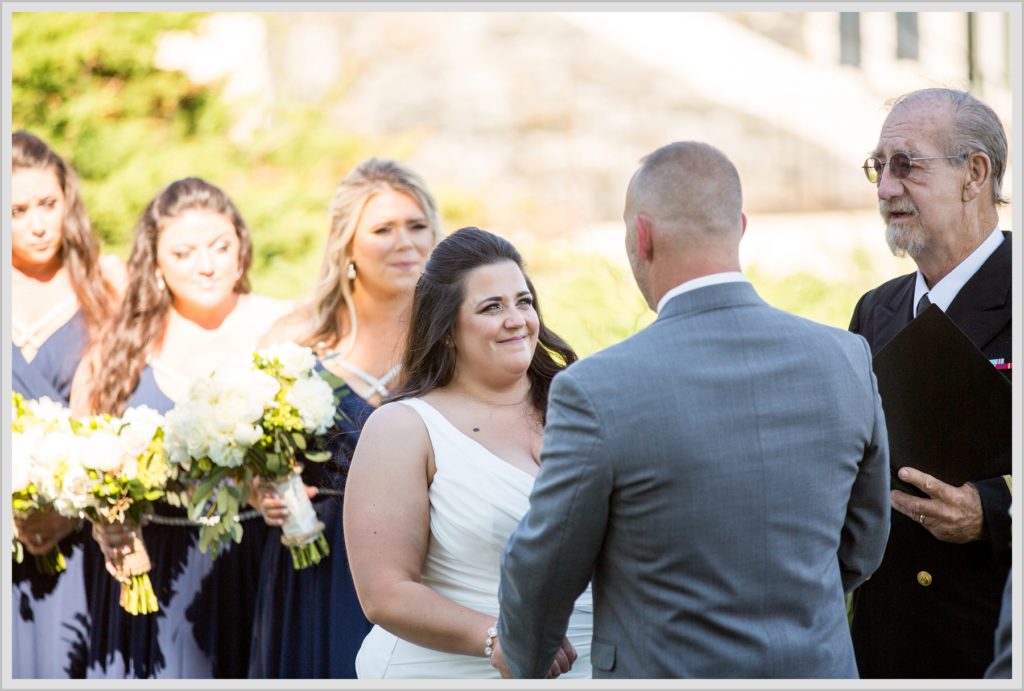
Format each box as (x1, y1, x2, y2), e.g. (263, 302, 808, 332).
(105, 530, 158, 615)
(273, 468, 329, 570)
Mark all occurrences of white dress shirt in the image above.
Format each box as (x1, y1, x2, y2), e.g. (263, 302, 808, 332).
(656, 271, 749, 314)
(914, 225, 1004, 313)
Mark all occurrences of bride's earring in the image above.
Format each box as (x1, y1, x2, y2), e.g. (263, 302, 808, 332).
(347, 262, 357, 281)
(155, 271, 166, 293)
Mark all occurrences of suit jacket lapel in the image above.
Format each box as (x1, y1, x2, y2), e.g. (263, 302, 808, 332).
(946, 231, 1012, 351)
(870, 277, 915, 354)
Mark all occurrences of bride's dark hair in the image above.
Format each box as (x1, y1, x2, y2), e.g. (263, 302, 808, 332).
(388, 227, 576, 422)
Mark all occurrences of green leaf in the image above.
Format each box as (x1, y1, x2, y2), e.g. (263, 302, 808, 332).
(291, 432, 307, 450)
(190, 469, 221, 512)
(303, 450, 331, 463)
(216, 487, 231, 515)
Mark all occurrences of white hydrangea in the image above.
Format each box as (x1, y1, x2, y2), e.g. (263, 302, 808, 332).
(258, 342, 317, 380)
(286, 375, 336, 434)
(54, 461, 98, 517)
(24, 396, 73, 429)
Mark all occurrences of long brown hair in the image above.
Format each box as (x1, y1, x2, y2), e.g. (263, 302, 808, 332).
(300, 158, 442, 355)
(88, 177, 253, 415)
(12, 130, 116, 339)
(388, 227, 576, 422)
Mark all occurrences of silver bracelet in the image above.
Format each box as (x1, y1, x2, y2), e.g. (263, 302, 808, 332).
(484, 624, 498, 657)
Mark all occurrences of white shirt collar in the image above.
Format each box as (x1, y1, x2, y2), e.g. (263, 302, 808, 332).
(656, 272, 748, 314)
(914, 225, 1003, 314)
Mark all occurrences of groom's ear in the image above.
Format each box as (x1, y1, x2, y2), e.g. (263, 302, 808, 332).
(636, 215, 654, 261)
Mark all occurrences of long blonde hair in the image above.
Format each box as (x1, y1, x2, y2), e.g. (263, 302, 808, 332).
(301, 158, 441, 355)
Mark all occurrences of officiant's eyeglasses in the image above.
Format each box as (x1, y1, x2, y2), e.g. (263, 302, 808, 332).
(862, 152, 964, 184)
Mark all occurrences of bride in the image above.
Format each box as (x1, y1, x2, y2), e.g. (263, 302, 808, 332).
(343, 227, 592, 679)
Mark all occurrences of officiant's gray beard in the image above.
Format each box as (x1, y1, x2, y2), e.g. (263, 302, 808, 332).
(886, 223, 926, 260)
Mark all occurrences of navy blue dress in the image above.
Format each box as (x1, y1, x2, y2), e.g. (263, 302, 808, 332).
(248, 367, 374, 678)
(84, 366, 269, 678)
(11, 313, 91, 678)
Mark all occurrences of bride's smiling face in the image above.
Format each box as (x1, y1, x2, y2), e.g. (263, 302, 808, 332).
(452, 260, 539, 382)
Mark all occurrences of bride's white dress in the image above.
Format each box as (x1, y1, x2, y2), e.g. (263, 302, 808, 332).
(355, 397, 593, 679)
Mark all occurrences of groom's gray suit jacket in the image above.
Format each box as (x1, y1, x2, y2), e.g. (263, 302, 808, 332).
(498, 281, 891, 678)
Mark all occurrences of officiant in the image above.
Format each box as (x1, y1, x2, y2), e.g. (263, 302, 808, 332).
(848, 87, 1012, 679)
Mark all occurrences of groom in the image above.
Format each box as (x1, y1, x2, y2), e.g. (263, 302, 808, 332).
(495, 141, 892, 678)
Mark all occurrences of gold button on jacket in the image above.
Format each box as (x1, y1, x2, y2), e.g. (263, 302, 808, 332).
(916, 571, 933, 587)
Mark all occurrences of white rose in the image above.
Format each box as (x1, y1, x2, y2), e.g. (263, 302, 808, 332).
(120, 406, 163, 459)
(211, 392, 263, 442)
(32, 430, 79, 473)
(232, 422, 263, 447)
(286, 375, 336, 434)
(257, 342, 317, 380)
(208, 437, 245, 468)
(212, 362, 280, 407)
(81, 429, 127, 474)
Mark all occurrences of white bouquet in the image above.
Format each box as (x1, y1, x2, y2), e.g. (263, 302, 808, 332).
(59, 406, 170, 615)
(165, 343, 337, 569)
(11, 392, 76, 574)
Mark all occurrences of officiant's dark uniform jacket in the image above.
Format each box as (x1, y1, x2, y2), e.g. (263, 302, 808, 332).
(847, 231, 1012, 678)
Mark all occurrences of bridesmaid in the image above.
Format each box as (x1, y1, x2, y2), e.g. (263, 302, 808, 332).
(70, 177, 291, 678)
(248, 158, 442, 677)
(10, 130, 124, 678)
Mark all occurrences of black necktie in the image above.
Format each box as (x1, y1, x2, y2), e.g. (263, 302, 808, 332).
(916, 292, 932, 317)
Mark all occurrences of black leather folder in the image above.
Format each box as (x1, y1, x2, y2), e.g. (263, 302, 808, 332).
(872, 304, 1011, 497)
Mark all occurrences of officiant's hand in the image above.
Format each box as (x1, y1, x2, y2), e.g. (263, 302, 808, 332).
(249, 476, 318, 527)
(14, 509, 78, 556)
(890, 466, 986, 543)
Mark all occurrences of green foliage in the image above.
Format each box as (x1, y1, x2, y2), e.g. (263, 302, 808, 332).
(517, 239, 654, 358)
(747, 269, 863, 330)
(13, 12, 878, 351)
(12, 12, 369, 300)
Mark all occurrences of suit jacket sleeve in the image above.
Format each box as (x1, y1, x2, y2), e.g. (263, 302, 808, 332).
(498, 367, 612, 678)
(976, 475, 1012, 558)
(839, 335, 892, 592)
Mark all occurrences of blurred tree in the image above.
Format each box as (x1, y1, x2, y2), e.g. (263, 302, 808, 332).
(12, 12, 368, 298)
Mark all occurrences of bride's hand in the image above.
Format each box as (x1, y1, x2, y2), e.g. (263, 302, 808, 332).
(545, 637, 577, 679)
(249, 476, 317, 527)
(488, 637, 512, 678)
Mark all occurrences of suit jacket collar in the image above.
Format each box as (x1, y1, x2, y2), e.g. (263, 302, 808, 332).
(946, 230, 1011, 349)
(657, 281, 765, 322)
(873, 231, 1011, 351)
